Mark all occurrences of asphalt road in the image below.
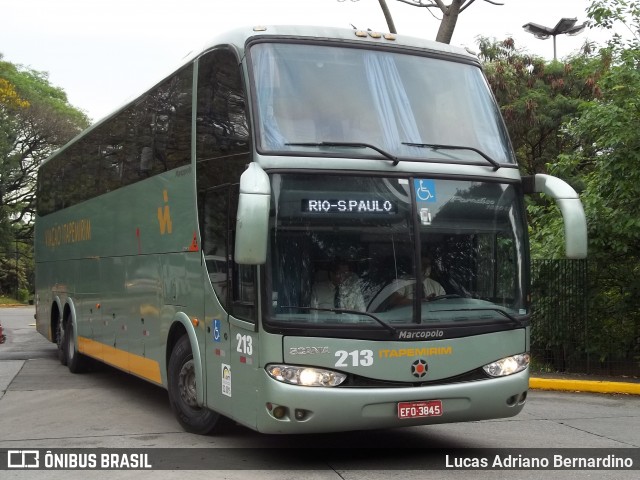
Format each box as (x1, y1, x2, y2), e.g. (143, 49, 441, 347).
(1, 306, 639, 479)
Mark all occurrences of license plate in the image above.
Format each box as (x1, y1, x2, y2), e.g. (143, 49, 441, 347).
(397, 400, 443, 419)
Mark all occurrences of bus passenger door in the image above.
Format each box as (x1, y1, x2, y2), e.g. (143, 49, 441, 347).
(201, 186, 234, 419)
(200, 184, 259, 427)
(203, 276, 233, 418)
(228, 263, 259, 429)
(194, 45, 254, 424)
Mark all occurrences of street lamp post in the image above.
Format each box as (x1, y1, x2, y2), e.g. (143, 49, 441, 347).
(522, 17, 587, 61)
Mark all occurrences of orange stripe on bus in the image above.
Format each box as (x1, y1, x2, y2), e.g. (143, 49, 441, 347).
(78, 337, 162, 384)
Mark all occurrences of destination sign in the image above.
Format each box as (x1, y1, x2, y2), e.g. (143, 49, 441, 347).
(302, 198, 397, 214)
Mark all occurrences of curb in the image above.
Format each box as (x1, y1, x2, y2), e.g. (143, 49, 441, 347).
(530, 377, 640, 395)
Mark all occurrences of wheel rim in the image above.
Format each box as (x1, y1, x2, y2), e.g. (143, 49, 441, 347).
(178, 359, 198, 408)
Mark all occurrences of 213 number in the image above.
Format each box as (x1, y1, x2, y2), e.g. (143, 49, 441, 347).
(236, 333, 253, 355)
(335, 349, 374, 367)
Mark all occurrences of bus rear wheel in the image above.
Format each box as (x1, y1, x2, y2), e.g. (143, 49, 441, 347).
(64, 320, 87, 373)
(56, 320, 67, 366)
(168, 335, 220, 434)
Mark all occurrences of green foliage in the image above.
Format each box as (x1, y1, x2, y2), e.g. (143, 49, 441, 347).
(480, 1, 640, 373)
(0, 252, 27, 296)
(555, 49, 640, 261)
(0, 55, 90, 295)
(16, 288, 30, 304)
(587, 0, 640, 46)
(0, 295, 22, 305)
(523, 0, 640, 373)
(553, 43, 640, 367)
(526, 200, 565, 259)
(478, 36, 601, 177)
(478, 36, 604, 260)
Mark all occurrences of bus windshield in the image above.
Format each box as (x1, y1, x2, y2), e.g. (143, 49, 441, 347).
(250, 42, 515, 166)
(266, 174, 528, 336)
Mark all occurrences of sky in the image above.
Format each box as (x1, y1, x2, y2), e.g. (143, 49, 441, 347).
(0, 0, 622, 122)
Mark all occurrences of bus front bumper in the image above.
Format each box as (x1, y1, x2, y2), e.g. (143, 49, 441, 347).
(255, 369, 529, 434)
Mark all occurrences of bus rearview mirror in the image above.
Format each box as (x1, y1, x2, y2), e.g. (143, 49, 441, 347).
(235, 163, 270, 265)
(523, 174, 588, 259)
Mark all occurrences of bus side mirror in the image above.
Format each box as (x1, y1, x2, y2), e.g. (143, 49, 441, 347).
(523, 174, 587, 259)
(235, 163, 270, 265)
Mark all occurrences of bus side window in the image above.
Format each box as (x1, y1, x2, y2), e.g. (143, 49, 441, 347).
(201, 184, 256, 323)
(196, 47, 254, 322)
(202, 186, 231, 308)
(196, 48, 250, 162)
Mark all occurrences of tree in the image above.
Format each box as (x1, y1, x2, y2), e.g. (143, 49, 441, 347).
(395, 0, 505, 43)
(371, 0, 397, 33)
(551, 47, 640, 368)
(475, 37, 609, 261)
(0, 55, 89, 295)
(545, 0, 640, 263)
(587, 0, 640, 46)
(554, 31, 640, 266)
(342, 0, 505, 43)
(479, 37, 603, 176)
(0, 57, 89, 240)
(530, 0, 640, 370)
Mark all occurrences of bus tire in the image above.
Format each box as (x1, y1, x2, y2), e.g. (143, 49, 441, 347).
(64, 320, 86, 373)
(56, 320, 67, 366)
(168, 335, 220, 435)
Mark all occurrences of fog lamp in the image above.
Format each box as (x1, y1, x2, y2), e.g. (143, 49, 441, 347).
(272, 406, 287, 419)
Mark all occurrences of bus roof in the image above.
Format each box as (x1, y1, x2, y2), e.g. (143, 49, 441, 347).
(198, 24, 477, 62)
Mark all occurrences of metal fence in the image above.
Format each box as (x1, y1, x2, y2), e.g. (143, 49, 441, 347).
(530, 259, 639, 376)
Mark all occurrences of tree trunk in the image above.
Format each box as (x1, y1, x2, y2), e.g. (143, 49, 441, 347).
(435, 0, 463, 44)
(378, 0, 397, 33)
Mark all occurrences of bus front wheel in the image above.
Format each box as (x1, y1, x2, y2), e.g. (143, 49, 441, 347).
(168, 335, 220, 434)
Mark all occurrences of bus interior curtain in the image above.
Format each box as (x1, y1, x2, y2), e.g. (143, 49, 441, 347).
(253, 44, 287, 149)
(364, 52, 422, 154)
(464, 68, 505, 159)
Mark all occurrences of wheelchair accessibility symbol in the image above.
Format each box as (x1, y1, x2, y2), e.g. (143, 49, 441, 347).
(213, 319, 221, 342)
(415, 179, 436, 202)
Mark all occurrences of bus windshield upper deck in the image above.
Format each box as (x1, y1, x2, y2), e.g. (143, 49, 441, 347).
(250, 41, 515, 167)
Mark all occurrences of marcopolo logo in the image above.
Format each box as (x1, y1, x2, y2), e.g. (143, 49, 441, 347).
(397, 329, 445, 340)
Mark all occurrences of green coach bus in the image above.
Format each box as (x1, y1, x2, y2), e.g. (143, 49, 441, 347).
(34, 25, 587, 434)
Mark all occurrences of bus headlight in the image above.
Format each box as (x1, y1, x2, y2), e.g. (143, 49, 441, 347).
(483, 353, 530, 377)
(266, 364, 347, 387)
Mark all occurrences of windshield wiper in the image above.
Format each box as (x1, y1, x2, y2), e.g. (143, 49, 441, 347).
(286, 142, 400, 166)
(427, 306, 526, 327)
(401, 142, 501, 170)
(279, 305, 396, 336)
